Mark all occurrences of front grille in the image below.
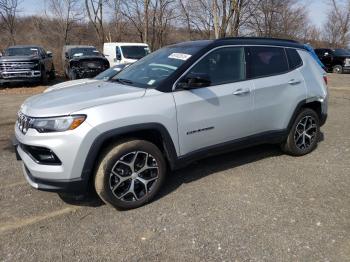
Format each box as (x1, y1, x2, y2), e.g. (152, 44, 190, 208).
(17, 112, 34, 135)
(345, 58, 350, 66)
(0, 61, 38, 71)
(81, 61, 103, 69)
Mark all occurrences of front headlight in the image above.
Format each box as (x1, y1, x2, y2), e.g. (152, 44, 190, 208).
(31, 115, 86, 133)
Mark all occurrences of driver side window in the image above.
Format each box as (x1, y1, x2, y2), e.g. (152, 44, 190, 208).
(187, 47, 246, 86)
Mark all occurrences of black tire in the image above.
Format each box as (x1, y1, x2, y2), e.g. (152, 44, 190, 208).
(49, 64, 56, 80)
(281, 108, 320, 156)
(94, 139, 166, 210)
(41, 67, 48, 85)
(332, 65, 343, 74)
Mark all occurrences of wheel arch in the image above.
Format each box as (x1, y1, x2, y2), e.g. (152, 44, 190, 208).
(287, 98, 325, 132)
(81, 123, 178, 184)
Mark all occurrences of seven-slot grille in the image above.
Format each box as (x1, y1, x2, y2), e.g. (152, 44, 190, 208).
(17, 112, 34, 134)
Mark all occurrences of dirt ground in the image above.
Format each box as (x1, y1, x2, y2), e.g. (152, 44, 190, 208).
(0, 74, 349, 261)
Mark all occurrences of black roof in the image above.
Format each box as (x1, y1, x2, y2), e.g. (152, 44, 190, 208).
(214, 37, 306, 50)
(169, 37, 306, 50)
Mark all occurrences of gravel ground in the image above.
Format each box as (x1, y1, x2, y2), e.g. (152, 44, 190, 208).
(0, 74, 349, 261)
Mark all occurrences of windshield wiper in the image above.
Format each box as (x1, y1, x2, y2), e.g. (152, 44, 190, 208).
(112, 78, 134, 85)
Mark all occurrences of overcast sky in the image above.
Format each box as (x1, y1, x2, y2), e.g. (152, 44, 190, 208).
(20, 0, 329, 28)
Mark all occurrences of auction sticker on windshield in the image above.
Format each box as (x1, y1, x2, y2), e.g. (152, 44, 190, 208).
(168, 53, 191, 61)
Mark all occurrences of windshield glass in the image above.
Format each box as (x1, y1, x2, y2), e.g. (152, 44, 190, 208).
(121, 46, 150, 59)
(94, 65, 127, 80)
(333, 49, 350, 56)
(4, 47, 39, 56)
(111, 45, 203, 88)
(69, 48, 101, 57)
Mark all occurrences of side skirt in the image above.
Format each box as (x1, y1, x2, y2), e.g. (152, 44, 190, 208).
(172, 130, 287, 170)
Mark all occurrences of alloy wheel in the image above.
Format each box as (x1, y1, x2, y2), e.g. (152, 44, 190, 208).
(109, 151, 159, 202)
(294, 115, 317, 150)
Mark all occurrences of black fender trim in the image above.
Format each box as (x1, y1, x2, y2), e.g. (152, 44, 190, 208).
(81, 123, 179, 181)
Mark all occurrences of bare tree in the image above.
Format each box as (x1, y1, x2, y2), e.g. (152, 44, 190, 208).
(0, 0, 20, 45)
(47, 0, 81, 45)
(85, 0, 106, 47)
(245, 0, 309, 39)
(323, 0, 350, 48)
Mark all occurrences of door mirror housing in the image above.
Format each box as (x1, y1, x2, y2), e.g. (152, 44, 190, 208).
(65, 52, 69, 59)
(116, 53, 122, 60)
(177, 73, 211, 89)
(46, 51, 53, 58)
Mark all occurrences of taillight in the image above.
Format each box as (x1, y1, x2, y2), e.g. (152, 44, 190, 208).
(323, 74, 328, 85)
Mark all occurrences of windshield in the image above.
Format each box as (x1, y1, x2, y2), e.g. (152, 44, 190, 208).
(4, 47, 39, 56)
(111, 45, 203, 88)
(333, 49, 350, 56)
(94, 65, 127, 80)
(69, 48, 101, 58)
(121, 46, 150, 59)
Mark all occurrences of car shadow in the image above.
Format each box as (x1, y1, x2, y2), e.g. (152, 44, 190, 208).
(155, 144, 282, 202)
(0, 77, 64, 89)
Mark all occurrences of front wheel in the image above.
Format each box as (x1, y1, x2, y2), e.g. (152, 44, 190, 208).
(281, 108, 320, 156)
(94, 140, 166, 210)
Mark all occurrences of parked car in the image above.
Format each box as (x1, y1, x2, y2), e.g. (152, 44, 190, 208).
(14, 37, 328, 210)
(0, 45, 55, 85)
(44, 64, 129, 93)
(315, 48, 350, 73)
(103, 42, 150, 66)
(63, 45, 110, 80)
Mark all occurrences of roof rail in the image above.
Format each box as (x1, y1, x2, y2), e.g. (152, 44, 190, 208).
(217, 37, 300, 43)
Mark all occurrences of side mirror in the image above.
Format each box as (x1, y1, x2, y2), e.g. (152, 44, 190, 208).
(116, 54, 122, 60)
(177, 73, 211, 89)
(65, 52, 69, 59)
(46, 51, 53, 58)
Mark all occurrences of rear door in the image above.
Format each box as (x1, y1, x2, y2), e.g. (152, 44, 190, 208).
(173, 46, 254, 156)
(247, 46, 307, 133)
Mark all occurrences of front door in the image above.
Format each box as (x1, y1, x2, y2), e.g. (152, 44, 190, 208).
(172, 46, 254, 156)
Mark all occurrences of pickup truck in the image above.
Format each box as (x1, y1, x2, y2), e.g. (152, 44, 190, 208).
(0, 45, 55, 85)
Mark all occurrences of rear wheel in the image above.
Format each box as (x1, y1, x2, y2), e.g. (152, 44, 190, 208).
(281, 108, 320, 156)
(94, 140, 166, 210)
(332, 65, 343, 74)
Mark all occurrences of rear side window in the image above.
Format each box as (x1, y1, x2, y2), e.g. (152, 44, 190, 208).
(247, 46, 288, 78)
(286, 48, 302, 70)
(187, 47, 246, 86)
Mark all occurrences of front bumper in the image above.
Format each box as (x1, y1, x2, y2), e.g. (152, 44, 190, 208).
(14, 120, 99, 193)
(0, 70, 41, 83)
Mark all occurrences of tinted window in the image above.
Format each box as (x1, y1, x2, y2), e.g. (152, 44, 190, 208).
(120, 46, 150, 59)
(248, 47, 288, 78)
(286, 48, 302, 69)
(186, 47, 245, 86)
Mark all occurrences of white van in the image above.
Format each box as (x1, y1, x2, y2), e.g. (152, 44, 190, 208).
(103, 42, 150, 66)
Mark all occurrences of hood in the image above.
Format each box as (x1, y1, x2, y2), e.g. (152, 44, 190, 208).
(0, 55, 40, 62)
(44, 78, 98, 93)
(21, 81, 146, 117)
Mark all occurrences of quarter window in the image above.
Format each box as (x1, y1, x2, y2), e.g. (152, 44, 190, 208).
(286, 48, 302, 70)
(186, 47, 246, 86)
(247, 46, 288, 78)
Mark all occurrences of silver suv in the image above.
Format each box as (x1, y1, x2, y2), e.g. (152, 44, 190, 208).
(14, 38, 328, 210)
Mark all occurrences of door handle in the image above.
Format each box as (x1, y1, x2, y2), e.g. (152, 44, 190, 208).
(288, 79, 301, 85)
(233, 88, 250, 95)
